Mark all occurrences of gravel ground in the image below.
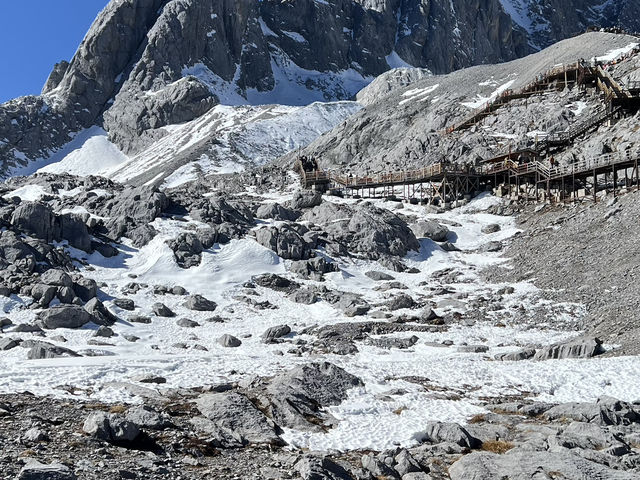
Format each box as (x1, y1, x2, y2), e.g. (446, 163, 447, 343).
(484, 188, 640, 355)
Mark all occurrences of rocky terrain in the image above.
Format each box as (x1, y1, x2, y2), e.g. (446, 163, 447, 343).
(293, 32, 640, 175)
(1, 2, 640, 479)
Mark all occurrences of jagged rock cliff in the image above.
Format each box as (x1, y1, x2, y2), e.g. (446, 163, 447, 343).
(0, 0, 636, 177)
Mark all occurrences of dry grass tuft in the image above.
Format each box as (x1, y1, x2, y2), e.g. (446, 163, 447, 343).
(481, 440, 514, 454)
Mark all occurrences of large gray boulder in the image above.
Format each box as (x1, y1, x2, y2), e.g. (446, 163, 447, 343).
(265, 362, 363, 431)
(448, 450, 637, 480)
(83, 412, 141, 444)
(27, 342, 80, 360)
(256, 202, 300, 221)
(255, 225, 312, 261)
(169, 233, 203, 269)
(37, 305, 95, 329)
(419, 422, 479, 448)
(534, 337, 604, 360)
(303, 202, 419, 259)
(543, 398, 640, 426)
(84, 298, 118, 326)
(412, 220, 450, 242)
(183, 294, 217, 312)
(195, 391, 281, 445)
(261, 324, 292, 344)
(295, 456, 354, 480)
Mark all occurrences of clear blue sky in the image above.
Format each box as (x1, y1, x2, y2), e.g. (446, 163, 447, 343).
(0, 1, 109, 103)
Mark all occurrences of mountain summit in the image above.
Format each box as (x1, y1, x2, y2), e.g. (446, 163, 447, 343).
(0, 0, 636, 176)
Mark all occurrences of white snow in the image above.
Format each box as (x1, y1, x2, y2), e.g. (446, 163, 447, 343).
(6, 127, 129, 179)
(596, 43, 640, 63)
(108, 101, 361, 185)
(461, 79, 516, 109)
(37, 127, 129, 177)
(2, 193, 639, 452)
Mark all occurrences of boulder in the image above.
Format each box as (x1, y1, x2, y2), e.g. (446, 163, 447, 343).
(169, 232, 203, 268)
(495, 348, 536, 361)
(412, 220, 449, 242)
(0, 337, 20, 351)
(71, 277, 98, 302)
(295, 456, 354, 480)
(195, 391, 281, 445)
(152, 302, 175, 317)
(183, 294, 217, 311)
(27, 343, 80, 360)
(37, 305, 95, 329)
(289, 257, 339, 280)
(84, 298, 118, 326)
(385, 293, 415, 311)
(365, 271, 395, 281)
(289, 191, 322, 210)
(481, 223, 501, 234)
(112, 298, 135, 311)
(256, 202, 300, 221)
(261, 324, 292, 344)
(17, 460, 77, 480)
(40, 269, 73, 287)
(217, 334, 242, 348)
(83, 412, 141, 444)
(255, 225, 312, 261)
(177, 318, 200, 328)
(419, 422, 479, 448)
(10, 202, 56, 243)
(266, 362, 363, 431)
(534, 337, 604, 361)
(290, 289, 318, 305)
(303, 202, 419, 259)
(125, 405, 170, 430)
(30, 284, 57, 308)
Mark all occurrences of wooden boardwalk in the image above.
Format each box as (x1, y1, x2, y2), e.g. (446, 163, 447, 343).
(302, 147, 640, 204)
(300, 46, 640, 205)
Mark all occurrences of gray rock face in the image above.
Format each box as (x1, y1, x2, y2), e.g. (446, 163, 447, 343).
(265, 362, 363, 431)
(10, 203, 92, 252)
(37, 305, 95, 329)
(195, 391, 280, 445)
(293, 32, 637, 179)
(448, 450, 638, 480)
(0, 0, 633, 175)
(534, 337, 604, 360)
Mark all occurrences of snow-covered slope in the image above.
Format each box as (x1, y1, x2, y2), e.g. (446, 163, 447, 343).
(105, 101, 362, 187)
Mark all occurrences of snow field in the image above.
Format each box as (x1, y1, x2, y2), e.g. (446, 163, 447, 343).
(1, 193, 639, 452)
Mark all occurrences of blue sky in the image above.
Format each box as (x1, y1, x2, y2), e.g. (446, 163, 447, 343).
(0, 1, 109, 103)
